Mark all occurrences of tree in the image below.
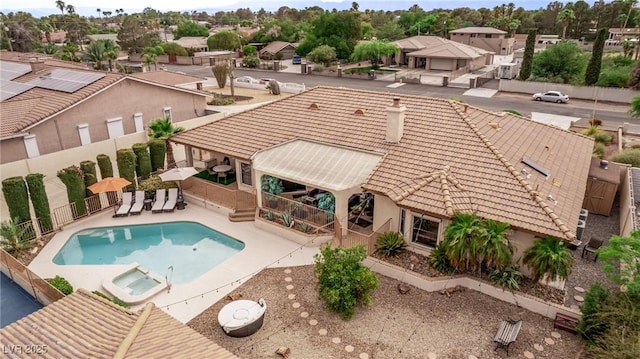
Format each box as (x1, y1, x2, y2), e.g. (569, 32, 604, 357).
(375, 22, 405, 41)
(212, 64, 228, 88)
(350, 40, 399, 70)
(585, 28, 607, 85)
(597, 230, 640, 294)
(161, 42, 187, 56)
(306, 45, 337, 65)
(479, 219, 513, 270)
(147, 117, 185, 169)
(314, 245, 379, 320)
(508, 19, 521, 37)
(82, 40, 107, 70)
(629, 61, 640, 89)
(207, 31, 241, 51)
(557, 8, 575, 39)
(1, 12, 41, 52)
(117, 15, 148, 53)
(300, 11, 362, 59)
(242, 44, 257, 57)
(523, 236, 574, 282)
(532, 41, 587, 84)
(173, 21, 209, 39)
(519, 29, 536, 81)
(55, 0, 65, 15)
(443, 212, 483, 272)
(143, 45, 165, 71)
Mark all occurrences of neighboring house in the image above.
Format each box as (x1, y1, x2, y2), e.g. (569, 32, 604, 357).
(607, 27, 640, 45)
(0, 289, 238, 358)
(513, 33, 560, 50)
(171, 87, 594, 265)
(259, 41, 297, 59)
(129, 71, 206, 90)
(41, 30, 67, 44)
(172, 36, 209, 52)
(449, 27, 515, 55)
(392, 36, 492, 71)
(0, 52, 208, 164)
(86, 33, 119, 44)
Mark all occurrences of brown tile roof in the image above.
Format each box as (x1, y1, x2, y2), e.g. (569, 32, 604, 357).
(171, 87, 593, 241)
(129, 71, 206, 86)
(450, 27, 507, 34)
(0, 289, 238, 359)
(395, 36, 490, 58)
(260, 41, 296, 55)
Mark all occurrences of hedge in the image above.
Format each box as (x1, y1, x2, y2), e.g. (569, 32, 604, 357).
(148, 139, 166, 171)
(1, 177, 31, 224)
(25, 173, 52, 232)
(96, 154, 113, 179)
(80, 160, 98, 197)
(132, 143, 152, 180)
(48, 275, 73, 295)
(57, 166, 87, 216)
(116, 149, 137, 191)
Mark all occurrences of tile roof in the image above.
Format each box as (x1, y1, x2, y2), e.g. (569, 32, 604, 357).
(0, 289, 238, 359)
(450, 27, 507, 34)
(171, 87, 593, 241)
(129, 71, 206, 86)
(395, 36, 491, 58)
(171, 36, 208, 48)
(260, 41, 296, 55)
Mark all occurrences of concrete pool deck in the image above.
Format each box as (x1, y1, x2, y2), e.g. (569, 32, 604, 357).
(29, 205, 319, 323)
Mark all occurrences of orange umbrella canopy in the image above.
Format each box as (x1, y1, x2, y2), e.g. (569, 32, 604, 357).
(87, 177, 131, 194)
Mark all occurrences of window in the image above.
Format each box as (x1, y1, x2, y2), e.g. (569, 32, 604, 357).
(78, 124, 91, 145)
(133, 113, 144, 133)
(106, 117, 124, 139)
(23, 135, 40, 158)
(163, 107, 172, 120)
(240, 162, 252, 186)
(411, 215, 440, 248)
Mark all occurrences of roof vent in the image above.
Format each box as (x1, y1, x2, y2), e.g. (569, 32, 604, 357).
(489, 122, 501, 130)
(354, 108, 366, 115)
(521, 168, 531, 179)
(309, 103, 319, 110)
(600, 160, 609, 169)
(547, 194, 557, 205)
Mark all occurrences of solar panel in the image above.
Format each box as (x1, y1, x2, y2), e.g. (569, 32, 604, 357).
(28, 69, 106, 93)
(0, 61, 32, 81)
(0, 80, 35, 101)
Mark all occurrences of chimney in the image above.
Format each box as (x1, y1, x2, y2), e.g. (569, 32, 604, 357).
(30, 59, 46, 74)
(385, 97, 406, 143)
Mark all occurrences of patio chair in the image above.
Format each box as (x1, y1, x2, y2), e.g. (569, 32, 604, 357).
(217, 171, 227, 184)
(129, 191, 146, 215)
(115, 192, 133, 217)
(163, 188, 179, 212)
(207, 159, 218, 176)
(151, 189, 166, 213)
(582, 237, 604, 261)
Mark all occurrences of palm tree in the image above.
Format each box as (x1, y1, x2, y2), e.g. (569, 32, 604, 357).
(102, 39, 120, 71)
(558, 8, 575, 40)
(0, 218, 34, 257)
(508, 19, 521, 38)
(82, 40, 106, 70)
(96, 8, 101, 19)
(479, 219, 513, 270)
(523, 236, 574, 282)
(66, 4, 75, 15)
(148, 117, 185, 169)
(55, 0, 66, 15)
(143, 45, 165, 71)
(443, 212, 482, 272)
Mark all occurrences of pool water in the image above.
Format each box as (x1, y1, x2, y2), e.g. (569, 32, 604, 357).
(113, 270, 161, 296)
(53, 221, 245, 284)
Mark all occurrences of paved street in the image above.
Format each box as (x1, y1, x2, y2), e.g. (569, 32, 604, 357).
(163, 63, 633, 127)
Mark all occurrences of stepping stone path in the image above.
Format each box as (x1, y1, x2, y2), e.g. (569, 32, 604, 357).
(574, 295, 584, 302)
(284, 277, 292, 282)
(574, 286, 585, 293)
(345, 345, 354, 352)
(300, 312, 309, 318)
(427, 353, 437, 359)
(287, 294, 295, 300)
(469, 356, 478, 359)
(534, 343, 544, 351)
(309, 319, 318, 326)
(524, 351, 535, 359)
(551, 331, 561, 339)
(545, 337, 555, 345)
(332, 337, 341, 344)
(359, 354, 369, 359)
(284, 269, 292, 274)
(286, 285, 294, 290)
(292, 302, 300, 308)
(319, 329, 327, 336)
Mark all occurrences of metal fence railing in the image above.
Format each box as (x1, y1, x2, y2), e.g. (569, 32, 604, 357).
(0, 249, 65, 306)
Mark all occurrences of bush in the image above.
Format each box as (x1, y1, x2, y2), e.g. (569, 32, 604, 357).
(92, 290, 130, 308)
(375, 231, 406, 257)
(523, 236, 574, 282)
(116, 149, 137, 191)
(132, 143, 152, 180)
(581, 127, 612, 145)
(48, 275, 73, 295)
(593, 142, 606, 158)
(138, 175, 178, 191)
(502, 109, 522, 116)
(314, 245, 378, 320)
(589, 118, 603, 127)
(0, 217, 34, 255)
(96, 154, 113, 179)
(148, 139, 166, 171)
(488, 265, 523, 290)
(208, 93, 235, 105)
(1, 177, 31, 224)
(212, 64, 228, 88)
(242, 56, 260, 68)
(281, 211, 294, 228)
(264, 210, 275, 221)
(80, 160, 98, 197)
(578, 283, 611, 341)
(428, 242, 453, 273)
(612, 148, 640, 167)
(25, 174, 52, 232)
(57, 166, 87, 216)
(312, 63, 324, 72)
(298, 222, 312, 233)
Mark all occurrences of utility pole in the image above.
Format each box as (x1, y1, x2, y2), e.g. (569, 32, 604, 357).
(418, 23, 420, 36)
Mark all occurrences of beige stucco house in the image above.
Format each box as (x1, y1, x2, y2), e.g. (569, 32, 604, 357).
(171, 86, 594, 269)
(449, 27, 515, 55)
(391, 36, 492, 71)
(0, 52, 208, 164)
(259, 41, 297, 59)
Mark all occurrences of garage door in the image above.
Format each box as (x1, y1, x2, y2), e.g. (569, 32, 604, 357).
(430, 58, 453, 71)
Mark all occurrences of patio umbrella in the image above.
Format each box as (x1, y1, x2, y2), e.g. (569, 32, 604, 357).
(87, 177, 132, 194)
(158, 167, 199, 194)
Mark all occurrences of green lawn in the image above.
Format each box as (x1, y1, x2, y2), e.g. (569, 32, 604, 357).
(194, 170, 236, 185)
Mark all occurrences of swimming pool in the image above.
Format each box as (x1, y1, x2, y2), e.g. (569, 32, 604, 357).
(53, 221, 245, 284)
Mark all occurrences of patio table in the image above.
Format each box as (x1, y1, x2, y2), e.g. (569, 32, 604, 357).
(212, 165, 232, 173)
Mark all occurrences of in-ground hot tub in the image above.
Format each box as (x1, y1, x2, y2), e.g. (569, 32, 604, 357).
(102, 263, 167, 305)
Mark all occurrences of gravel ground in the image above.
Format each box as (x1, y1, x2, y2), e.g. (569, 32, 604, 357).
(188, 266, 585, 359)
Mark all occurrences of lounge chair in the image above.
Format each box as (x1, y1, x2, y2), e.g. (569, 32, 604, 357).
(151, 189, 166, 213)
(163, 188, 178, 212)
(129, 191, 146, 215)
(115, 192, 133, 217)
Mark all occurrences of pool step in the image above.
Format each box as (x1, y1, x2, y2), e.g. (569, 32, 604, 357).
(228, 208, 256, 222)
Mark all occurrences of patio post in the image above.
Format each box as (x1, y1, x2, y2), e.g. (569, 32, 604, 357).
(184, 145, 194, 167)
(334, 192, 349, 236)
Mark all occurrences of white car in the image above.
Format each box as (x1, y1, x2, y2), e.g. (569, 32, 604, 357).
(532, 91, 569, 103)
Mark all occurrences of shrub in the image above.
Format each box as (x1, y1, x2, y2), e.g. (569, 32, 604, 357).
(92, 290, 130, 308)
(502, 109, 522, 116)
(116, 149, 137, 191)
(261, 175, 284, 195)
(298, 222, 312, 233)
(208, 93, 235, 105)
(328, 65, 338, 72)
(375, 231, 406, 257)
(488, 265, 523, 290)
(588, 118, 603, 127)
(0, 218, 34, 256)
(80, 160, 98, 197)
(48, 275, 73, 295)
(612, 148, 640, 167)
(2, 177, 31, 224)
(578, 283, 611, 341)
(314, 245, 379, 320)
(312, 63, 324, 72)
(212, 64, 228, 88)
(281, 211, 294, 228)
(148, 139, 166, 171)
(581, 126, 612, 145)
(585, 291, 640, 358)
(25, 174, 52, 232)
(264, 210, 275, 221)
(96, 154, 113, 179)
(132, 143, 152, 180)
(138, 175, 177, 192)
(428, 242, 453, 273)
(593, 142, 606, 158)
(523, 236, 574, 282)
(57, 166, 87, 216)
(242, 56, 260, 68)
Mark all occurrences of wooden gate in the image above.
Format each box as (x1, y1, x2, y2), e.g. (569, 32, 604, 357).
(583, 177, 617, 216)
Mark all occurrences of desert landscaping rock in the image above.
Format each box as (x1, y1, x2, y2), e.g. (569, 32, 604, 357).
(288, 294, 295, 300)
(551, 331, 561, 339)
(468, 355, 478, 359)
(345, 345, 354, 352)
(524, 350, 535, 358)
(545, 337, 555, 345)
